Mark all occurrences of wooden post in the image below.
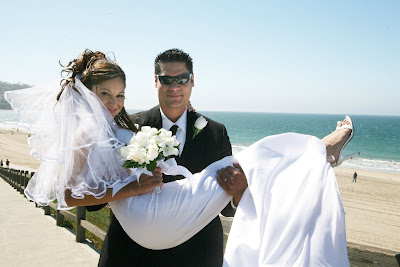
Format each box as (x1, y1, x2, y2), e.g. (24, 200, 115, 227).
(76, 206, 86, 242)
(7, 169, 11, 185)
(44, 206, 51, 215)
(23, 171, 29, 190)
(13, 170, 18, 189)
(18, 170, 23, 193)
(7, 168, 11, 184)
(10, 169, 14, 188)
(56, 210, 64, 226)
(13, 170, 18, 188)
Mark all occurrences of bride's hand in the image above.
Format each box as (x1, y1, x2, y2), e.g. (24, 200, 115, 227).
(130, 167, 163, 195)
(187, 101, 196, 112)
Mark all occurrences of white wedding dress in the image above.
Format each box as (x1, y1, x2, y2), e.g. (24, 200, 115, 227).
(5, 78, 350, 266)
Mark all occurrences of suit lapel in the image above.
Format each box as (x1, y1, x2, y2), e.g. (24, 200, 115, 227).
(180, 112, 199, 161)
(142, 105, 162, 129)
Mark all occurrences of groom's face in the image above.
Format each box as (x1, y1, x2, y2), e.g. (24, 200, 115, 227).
(155, 62, 194, 113)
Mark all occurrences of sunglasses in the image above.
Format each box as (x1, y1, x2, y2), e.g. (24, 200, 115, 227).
(157, 73, 192, 85)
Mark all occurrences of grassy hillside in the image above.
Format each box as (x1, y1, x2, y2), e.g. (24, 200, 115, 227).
(0, 81, 32, 109)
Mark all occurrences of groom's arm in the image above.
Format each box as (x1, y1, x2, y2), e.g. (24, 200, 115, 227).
(218, 126, 237, 217)
(218, 125, 248, 216)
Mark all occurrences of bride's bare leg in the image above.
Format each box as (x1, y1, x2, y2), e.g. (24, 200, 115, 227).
(322, 118, 352, 165)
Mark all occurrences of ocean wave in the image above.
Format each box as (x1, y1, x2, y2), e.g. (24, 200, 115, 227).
(0, 121, 33, 132)
(0, 122, 23, 129)
(342, 158, 400, 173)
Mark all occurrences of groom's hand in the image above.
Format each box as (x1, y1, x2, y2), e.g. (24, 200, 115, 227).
(216, 163, 248, 207)
(130, 167, 163, 195)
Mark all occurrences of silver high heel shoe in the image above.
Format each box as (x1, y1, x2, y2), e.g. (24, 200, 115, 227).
(331, 115, 360, 167)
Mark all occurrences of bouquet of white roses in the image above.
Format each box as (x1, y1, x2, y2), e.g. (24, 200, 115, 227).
(120, 126, 180, 171)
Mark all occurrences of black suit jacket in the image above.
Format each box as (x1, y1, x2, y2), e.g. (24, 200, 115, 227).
(96, 105, 233, 267)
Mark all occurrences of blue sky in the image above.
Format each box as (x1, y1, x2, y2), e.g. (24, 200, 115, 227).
(1, 0, 399, 115)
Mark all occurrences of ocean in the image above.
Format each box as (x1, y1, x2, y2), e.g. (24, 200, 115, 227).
(1, 109, 399, 173)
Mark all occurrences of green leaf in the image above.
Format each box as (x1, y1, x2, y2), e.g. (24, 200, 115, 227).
(122, 160, 135, 168)
(147, 160, 157, 172)
(156, 153, 164, 161)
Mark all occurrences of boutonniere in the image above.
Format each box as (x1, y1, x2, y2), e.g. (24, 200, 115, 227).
(192, 116, 208, 139)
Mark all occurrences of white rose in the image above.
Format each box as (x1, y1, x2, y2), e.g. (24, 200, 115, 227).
(194, 116, 208, 130)
(141, 126, 151, 132)
(147, 144, 159, 161)
(160, 128, 172, 138)
(144, 130, 155, 140)
(152, 135, 165, 148)
(168, 147, 179, 157)
(172, 138, 180, 147)
(128, 147, 145, 163)
(135, 132, 150, 148)
(120, 146, 130, 159)
(163, 137, 174, 148)
(150, 127, 159, 136)
(139, 148, 151, 164)
(162, 146, 179, 157)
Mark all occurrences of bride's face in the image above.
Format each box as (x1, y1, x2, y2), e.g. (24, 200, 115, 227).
(93, 77, 125, 118)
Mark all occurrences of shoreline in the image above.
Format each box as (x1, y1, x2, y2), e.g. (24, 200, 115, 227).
(336, 166, 400, 182)
(0, 128, 40, 170)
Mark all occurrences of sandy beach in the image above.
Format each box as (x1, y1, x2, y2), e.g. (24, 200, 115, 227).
(0, 128, 39, 172)
(1, 127, 399, 253)
(335, 166, 400, 253)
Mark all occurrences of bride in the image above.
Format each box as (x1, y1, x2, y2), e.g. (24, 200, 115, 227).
(5, 49, 356, 266)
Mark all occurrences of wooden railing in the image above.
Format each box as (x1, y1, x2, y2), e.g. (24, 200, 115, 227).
(0, 167, 108, 242)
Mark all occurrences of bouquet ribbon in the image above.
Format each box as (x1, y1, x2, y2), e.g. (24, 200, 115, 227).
(135, 158, 193, 194)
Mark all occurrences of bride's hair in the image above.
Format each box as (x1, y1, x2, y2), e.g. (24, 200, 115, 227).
(58, 49, 137, 132)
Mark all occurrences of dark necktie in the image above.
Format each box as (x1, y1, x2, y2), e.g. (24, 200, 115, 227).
(163, 124, 183, 183)
(169, 124, 178, 137)
(169, 125, 179, 160)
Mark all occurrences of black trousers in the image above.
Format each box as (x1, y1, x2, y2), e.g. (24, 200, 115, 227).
(98, 214, 224, 267)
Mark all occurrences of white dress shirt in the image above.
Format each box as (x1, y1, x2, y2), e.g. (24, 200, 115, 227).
(160, 108, 187, 157)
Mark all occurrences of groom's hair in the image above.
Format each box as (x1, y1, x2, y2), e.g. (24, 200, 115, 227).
(154, 48, 193, 75)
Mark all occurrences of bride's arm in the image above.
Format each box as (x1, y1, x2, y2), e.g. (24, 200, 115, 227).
(65, 168, 163, 207)
(64, 126, 164, 207)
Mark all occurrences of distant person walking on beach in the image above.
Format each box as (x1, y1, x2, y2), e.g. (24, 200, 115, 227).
(353, 171, 357, 182)
(6, 159, 9, 168)
(0, 159, 3, 167)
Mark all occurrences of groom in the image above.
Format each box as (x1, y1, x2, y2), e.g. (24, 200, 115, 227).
(97, 49, 247, 266)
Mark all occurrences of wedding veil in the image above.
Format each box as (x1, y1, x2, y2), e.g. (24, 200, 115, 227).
(5, 77, 131, 210)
